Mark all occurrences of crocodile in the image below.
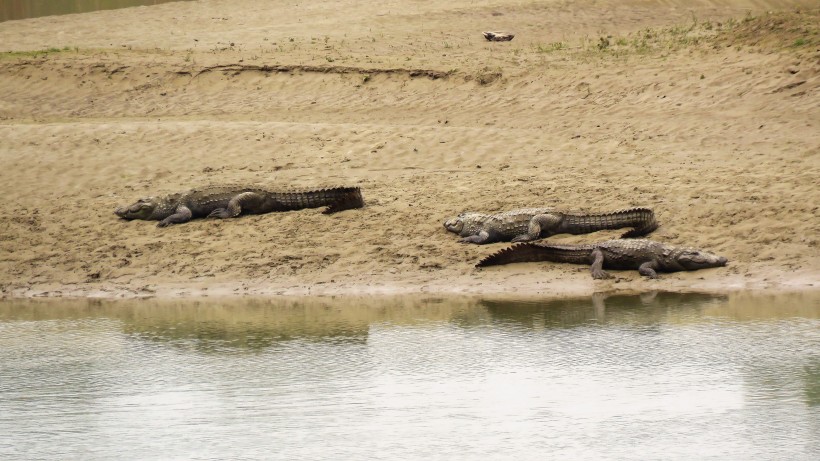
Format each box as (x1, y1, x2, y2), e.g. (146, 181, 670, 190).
(444, 207, 658, 244)
(476, 239, 728, 279)
(115, 185, 364, 227)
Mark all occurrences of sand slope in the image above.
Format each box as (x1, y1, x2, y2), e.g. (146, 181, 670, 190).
(0, 0, 818, 298)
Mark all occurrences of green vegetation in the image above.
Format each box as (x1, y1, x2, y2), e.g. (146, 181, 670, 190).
(535, 41, 566, 53)
(0, 46, 76, 59)
(571, 8, 819, 57)
(0, 8, 814, 71)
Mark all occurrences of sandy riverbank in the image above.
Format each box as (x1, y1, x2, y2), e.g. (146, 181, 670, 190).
(0, 0, 818, 299)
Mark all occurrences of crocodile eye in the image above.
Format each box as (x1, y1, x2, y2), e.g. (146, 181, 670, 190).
(689, 252, 707, 262)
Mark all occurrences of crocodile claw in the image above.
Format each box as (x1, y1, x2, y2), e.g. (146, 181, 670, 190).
(592, 269, 613, 280)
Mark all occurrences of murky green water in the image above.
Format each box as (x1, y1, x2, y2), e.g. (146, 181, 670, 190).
(1, 0, 190, 22)
(1, 291, 818, 460)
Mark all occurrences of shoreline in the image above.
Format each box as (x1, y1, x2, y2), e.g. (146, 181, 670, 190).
(3, 271, 817, 300)
(1, 2, 818, 302)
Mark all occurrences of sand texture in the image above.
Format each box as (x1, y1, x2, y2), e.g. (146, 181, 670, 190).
(0, 0, 818, 298)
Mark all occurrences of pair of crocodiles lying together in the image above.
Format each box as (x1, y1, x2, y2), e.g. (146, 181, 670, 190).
(115, 185, 727, 279)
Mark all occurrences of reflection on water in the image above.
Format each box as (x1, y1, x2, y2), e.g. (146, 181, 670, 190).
(479, 291, 728, 328)
(1, 0, 190, 22)
(0, 292, 818, 460)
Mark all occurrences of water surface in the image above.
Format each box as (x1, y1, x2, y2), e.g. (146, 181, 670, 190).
(0, 291, 818, 460)
(1, 0, 190, 22)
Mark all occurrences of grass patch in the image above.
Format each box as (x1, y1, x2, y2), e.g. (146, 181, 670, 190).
(535, 41, 567, 53)
(709, 8, 818, 50)
(0, 46, 77, 59)
(573, 8, 819, 57)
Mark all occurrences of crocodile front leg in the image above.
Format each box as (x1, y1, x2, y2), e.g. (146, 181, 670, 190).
(638, 261, 660, 279)
(590, 248, 612, 279)
(512, 213, 562, 242)
(207, 192, 264, 219)
(157, 205, 193, 227)
(460, 230, 491, 244)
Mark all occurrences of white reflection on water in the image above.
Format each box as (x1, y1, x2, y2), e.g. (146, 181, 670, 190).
(0, 292, 818, 460)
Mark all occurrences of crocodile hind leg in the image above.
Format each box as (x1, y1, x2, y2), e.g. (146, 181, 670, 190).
(157, 205, 193, 227)
(207, 192, 265, 219)
(590, 248, 613, 279)
(511, 213, 562, 242)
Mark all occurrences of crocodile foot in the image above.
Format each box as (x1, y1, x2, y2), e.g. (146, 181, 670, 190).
(207, 208, 232, 219)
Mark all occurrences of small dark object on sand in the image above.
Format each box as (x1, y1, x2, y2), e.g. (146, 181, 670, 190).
(483, 31, 515, 42)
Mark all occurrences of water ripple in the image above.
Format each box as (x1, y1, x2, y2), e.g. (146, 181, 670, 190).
(0, 292, 818, 460)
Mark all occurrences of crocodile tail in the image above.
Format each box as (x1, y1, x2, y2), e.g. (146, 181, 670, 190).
(617, 207, 659, 238)
(321, 187, 365, 214)
(476, 242, 593, 268)
(272, 187, 364, 213)
(615, 207, 660, 239)
(563, 207, 658, 237)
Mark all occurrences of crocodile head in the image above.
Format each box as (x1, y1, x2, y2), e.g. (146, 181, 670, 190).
(674, 248, 728, 271)
(444, 215, 465, 234)
(445, 212, 489, 237)
(115, 197, 161, 220)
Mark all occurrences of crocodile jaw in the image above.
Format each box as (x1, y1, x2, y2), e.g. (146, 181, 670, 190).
(675, 249, 728, 270)
(443, 217, 464, 234)
(114, 197, 159, 220)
